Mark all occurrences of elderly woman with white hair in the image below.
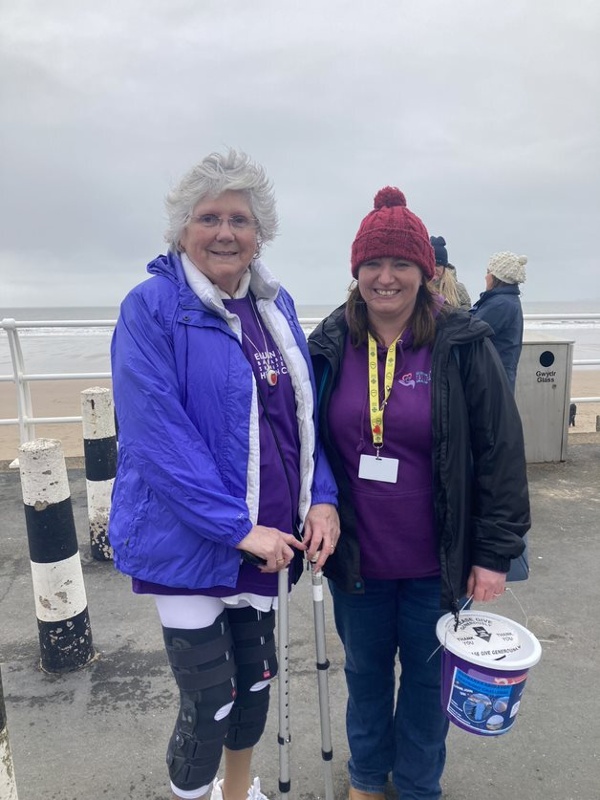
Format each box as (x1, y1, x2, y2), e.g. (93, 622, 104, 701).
(109, 150, 339, 800)
(470, 251, 528, 392)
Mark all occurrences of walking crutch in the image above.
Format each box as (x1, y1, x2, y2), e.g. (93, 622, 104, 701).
(277, 567, 291, 800)
(311, 562, 335, 800)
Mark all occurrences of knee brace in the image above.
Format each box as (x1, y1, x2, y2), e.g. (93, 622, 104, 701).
(163, 611, 237, 792)
(225, 607, 278, 750)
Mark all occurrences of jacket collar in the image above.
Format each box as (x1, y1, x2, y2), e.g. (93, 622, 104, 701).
(311, 303, 491, 348)
(477, 284, 521, 302)
(147, 251, 281, 318)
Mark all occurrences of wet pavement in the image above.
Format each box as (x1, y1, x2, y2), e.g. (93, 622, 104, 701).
(1, 440, 599, 800)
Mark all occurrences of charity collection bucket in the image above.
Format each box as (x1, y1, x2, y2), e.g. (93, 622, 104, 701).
(436, 611, 542, 736)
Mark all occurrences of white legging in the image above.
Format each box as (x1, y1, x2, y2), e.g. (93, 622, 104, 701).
(155, 593, 248, 630)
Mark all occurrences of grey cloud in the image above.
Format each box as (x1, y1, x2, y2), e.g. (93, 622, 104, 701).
(1, 0, 599, 307)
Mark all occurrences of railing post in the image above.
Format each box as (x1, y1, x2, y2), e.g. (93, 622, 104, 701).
(2, 318, 35, 443)
(0, 666, 19, 799)
(81, 387, 116, 561)
(18, 438, 95, 673)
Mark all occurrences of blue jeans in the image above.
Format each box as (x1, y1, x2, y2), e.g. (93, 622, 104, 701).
(330, 577, 449, 800)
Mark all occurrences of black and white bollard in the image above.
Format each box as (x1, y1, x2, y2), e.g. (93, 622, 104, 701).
(81, 387, 116, 561)
(19, 438, 95, 673)
(0, 666, 19, 799)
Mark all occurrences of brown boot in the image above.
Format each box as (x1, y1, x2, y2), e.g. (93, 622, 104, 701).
(348, 788, 385, 800)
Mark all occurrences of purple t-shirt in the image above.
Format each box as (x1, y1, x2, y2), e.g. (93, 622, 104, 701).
(133, 293, 301, 597)
(328, 328, 439, 579)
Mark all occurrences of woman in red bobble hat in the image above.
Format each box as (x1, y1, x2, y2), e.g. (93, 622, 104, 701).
(308, 188, 530, 800)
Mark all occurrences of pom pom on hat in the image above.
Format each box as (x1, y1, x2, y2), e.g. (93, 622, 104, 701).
(487, 251, 528, 285)
(374, 186, 407, 209)
(430, 235, 448, 267)
(350, 186, 435, 279)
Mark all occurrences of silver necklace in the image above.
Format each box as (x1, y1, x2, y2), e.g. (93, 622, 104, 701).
(242, 295, 278, 387)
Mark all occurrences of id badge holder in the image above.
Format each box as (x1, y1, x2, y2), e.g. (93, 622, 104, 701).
(358, 452, 399, 484)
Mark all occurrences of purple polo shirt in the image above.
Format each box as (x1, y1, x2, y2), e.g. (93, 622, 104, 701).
(133, 293, 301, 597)
(328, 328, 439, 580)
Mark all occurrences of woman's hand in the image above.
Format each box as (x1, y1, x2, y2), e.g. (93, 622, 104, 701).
(467, 566, 507, 603)
(236, 525, 305, 573)
(302, 503, 341, 573)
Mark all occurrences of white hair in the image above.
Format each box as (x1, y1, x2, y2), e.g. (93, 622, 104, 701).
(164, 149, 278, 252)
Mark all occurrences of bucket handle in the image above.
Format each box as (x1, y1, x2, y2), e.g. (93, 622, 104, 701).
(427, 595, 473, 663)
(498, 587, 530, 629)
(427, 588, 530, 663)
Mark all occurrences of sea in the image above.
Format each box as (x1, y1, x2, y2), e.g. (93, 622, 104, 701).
(1, 301, 600, 376)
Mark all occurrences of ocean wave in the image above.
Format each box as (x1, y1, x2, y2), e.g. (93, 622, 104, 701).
(525, 320, 600, 329)
(2, 318, 599, 375)
(13, 326, 115, 337)
(6, 317, 600, 337)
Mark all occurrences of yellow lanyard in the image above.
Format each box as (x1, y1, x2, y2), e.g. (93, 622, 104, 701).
(368, 332, 401, 451)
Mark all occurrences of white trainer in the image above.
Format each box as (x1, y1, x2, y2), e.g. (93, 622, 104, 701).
(247, 777, 269, 800)
(210, 777, 269, 800)
(210, 779, 224, 800)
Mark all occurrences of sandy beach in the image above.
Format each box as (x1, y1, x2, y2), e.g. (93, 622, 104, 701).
(0, 371, 598, 463)
(0, 379, 113, 462)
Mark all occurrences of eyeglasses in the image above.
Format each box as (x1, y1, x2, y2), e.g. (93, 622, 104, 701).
(190, 213, 258, 230)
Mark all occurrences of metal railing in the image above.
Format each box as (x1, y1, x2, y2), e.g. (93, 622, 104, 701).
(1, 317, 114, 444)
(1, 313, 599, 446)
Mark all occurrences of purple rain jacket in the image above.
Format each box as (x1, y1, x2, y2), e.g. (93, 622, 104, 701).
(109, 252, 337, 590)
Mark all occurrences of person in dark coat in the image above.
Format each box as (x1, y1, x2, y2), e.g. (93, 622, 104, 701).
(470, 251, 527, 391)
(429, 236, 471, 309)
(569, 403, 577, 426)
(308, 188, 530, 800)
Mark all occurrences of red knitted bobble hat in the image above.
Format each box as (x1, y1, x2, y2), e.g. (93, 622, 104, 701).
(350, 186, 435, 280)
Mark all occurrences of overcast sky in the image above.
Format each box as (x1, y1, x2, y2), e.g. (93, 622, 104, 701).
(1, 0, 599, 311)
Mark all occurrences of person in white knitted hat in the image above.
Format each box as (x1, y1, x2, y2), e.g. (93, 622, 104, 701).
(470, 251, 527, 392)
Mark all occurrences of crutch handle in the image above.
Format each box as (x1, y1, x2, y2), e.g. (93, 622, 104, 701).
(240, 551, 267, 566)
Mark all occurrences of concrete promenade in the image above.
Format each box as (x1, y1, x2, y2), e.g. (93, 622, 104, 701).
(1, 438, 599, 800)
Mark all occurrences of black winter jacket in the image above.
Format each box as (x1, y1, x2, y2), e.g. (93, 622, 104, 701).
(308, 304, 530, 612)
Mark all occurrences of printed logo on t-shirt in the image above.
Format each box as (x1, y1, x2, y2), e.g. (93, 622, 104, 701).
(398, 371, 431, 389)
(251, 349, 288, 382)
